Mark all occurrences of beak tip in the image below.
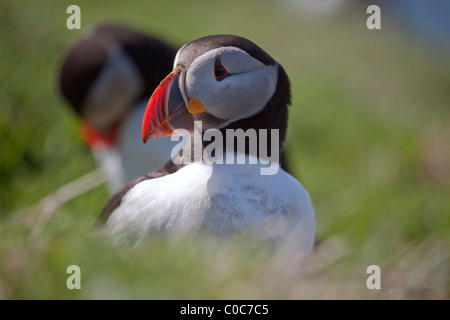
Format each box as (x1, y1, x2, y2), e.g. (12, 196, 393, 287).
(142, 69, 186, 143)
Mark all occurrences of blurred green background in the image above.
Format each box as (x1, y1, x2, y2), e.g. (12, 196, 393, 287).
(0, 0, 449, 299)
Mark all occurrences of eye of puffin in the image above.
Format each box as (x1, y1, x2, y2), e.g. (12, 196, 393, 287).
(214, 59, 229, 81)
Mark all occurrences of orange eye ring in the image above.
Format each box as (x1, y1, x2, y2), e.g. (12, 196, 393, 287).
(214, 59, 229, 81)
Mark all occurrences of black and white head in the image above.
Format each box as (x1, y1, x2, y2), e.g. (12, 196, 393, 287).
(142, 34, 291, 150)
(58, 24, 176, 142)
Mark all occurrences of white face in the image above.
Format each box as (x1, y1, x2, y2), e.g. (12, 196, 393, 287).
(175, 46, 279, 129)
(82, 49, 143, 132)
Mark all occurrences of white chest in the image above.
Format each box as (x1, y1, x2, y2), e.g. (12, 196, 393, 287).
(105, 161, 315, 254)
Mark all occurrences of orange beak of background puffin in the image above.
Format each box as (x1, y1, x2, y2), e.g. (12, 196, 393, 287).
(142, 68, 194, 143)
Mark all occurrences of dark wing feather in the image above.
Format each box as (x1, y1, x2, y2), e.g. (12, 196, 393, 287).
(95, 160, 185, 228)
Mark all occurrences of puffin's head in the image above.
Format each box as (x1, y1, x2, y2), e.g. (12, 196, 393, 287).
(142, 34, 291, 144)
(58, 24, 175, 145)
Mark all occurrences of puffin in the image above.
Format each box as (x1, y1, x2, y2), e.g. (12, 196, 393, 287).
(58, 24, 179, 192)
(98, 35, 315, 266)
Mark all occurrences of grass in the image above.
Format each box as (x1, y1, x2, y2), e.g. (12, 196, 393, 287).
(0, 0, 449, 299)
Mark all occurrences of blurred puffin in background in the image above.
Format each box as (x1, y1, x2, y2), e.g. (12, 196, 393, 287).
(98, 35, 315, 269)
(58, 23, 179, 192)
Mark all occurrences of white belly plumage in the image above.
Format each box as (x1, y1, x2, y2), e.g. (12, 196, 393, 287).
(105, 157, 316, 261)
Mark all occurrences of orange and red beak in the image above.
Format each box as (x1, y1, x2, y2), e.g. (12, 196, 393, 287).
(142, 69, 194, 143)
